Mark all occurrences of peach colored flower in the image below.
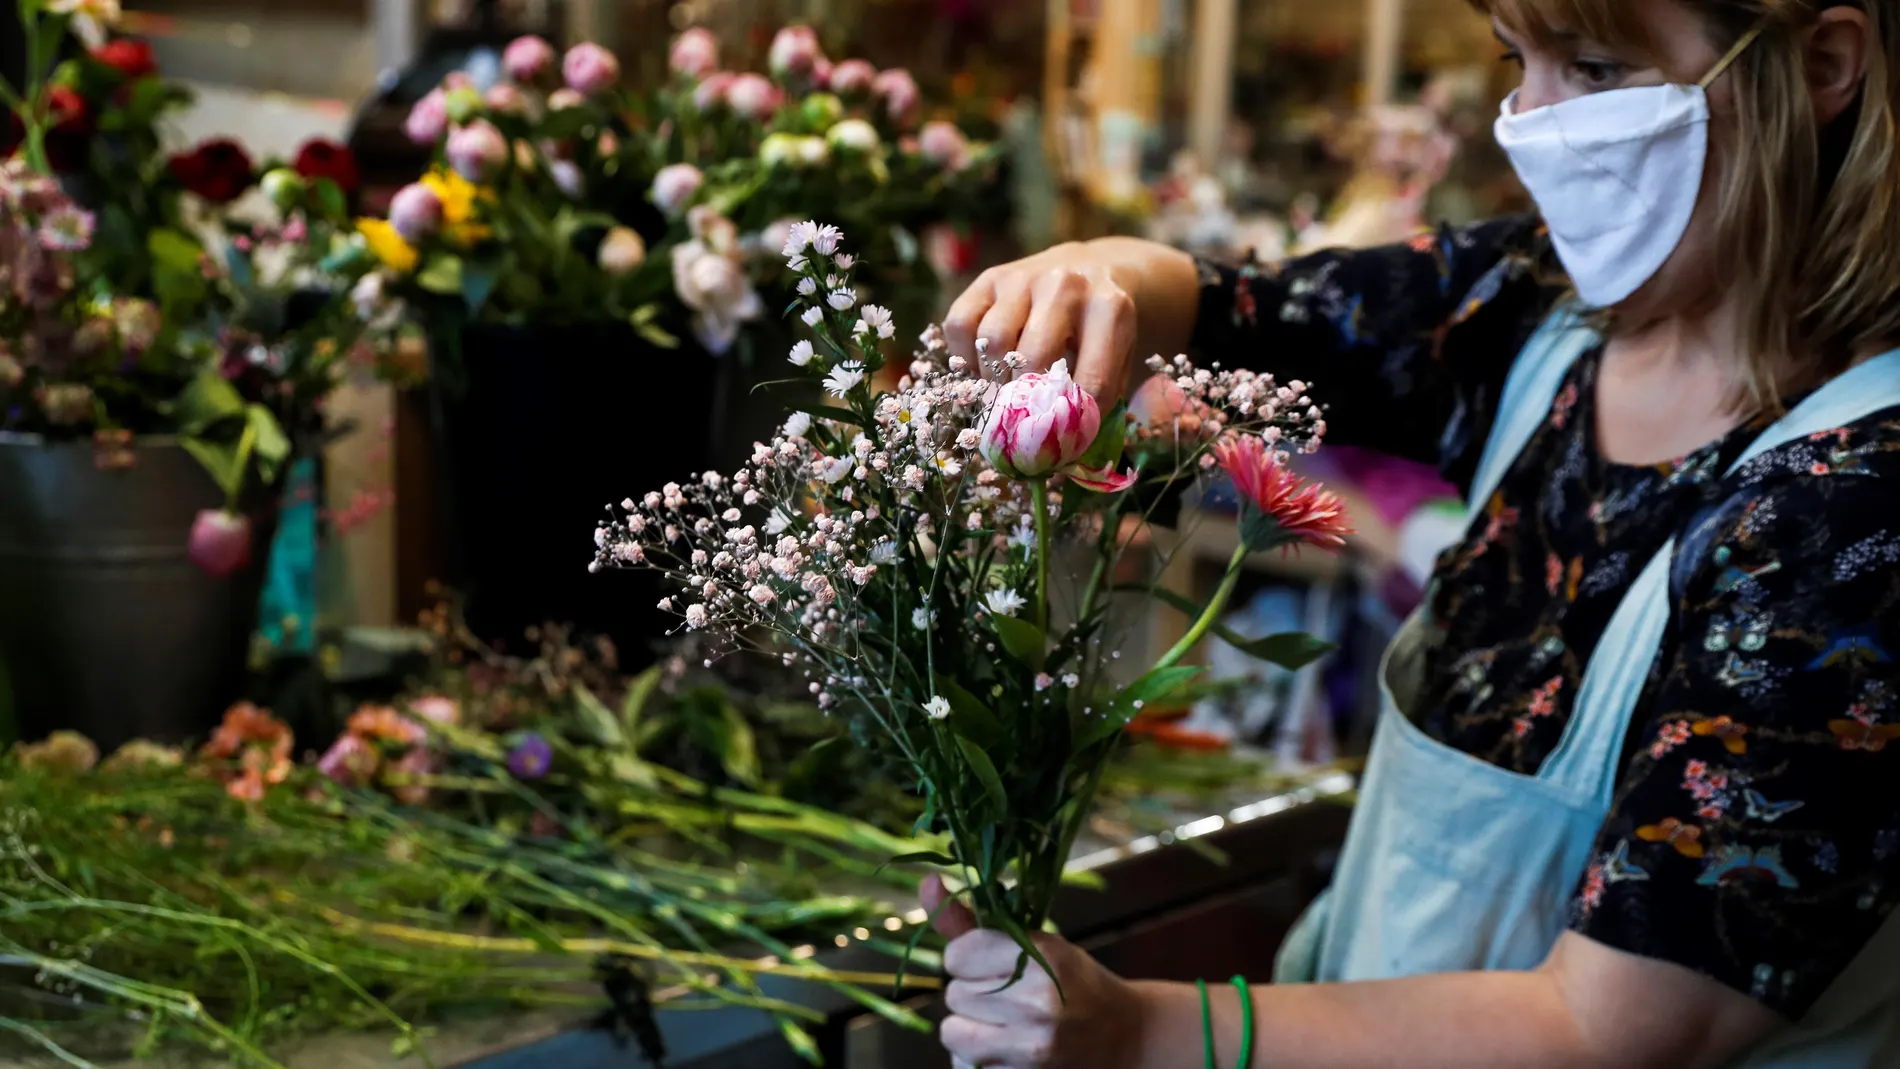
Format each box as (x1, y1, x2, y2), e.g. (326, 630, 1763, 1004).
(1214, 434, 1352, 551)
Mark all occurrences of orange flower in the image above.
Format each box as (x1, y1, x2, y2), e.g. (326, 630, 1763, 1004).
(347, 704, 427, 746)
(197, 703, 294, 801)
(1214, 434, 1353, 551)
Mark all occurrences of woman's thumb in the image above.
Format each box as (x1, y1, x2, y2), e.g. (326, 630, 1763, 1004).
(921, 873, 978, 940)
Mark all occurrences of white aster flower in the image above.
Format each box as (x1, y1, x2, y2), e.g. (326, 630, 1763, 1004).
(782, 220, 817, 258)
(784, 411, 813, 437)
(788, 340, 816, 367)
(834, 253, 856, 270)
(1009, 516, 1036, 551)
(788, 255, 810, 271)
(933, 455, 963, 478)
(801, 307, 824, 327)
(827, 289, 856, 311)
(911, 607, 934, 630)
(810, 224, 843, 255)
(859, 304, 895, 340)
(984, 588, 1026, 618)
(823, 361, 866, 397)
(870, 540, 898, 564)
(1061, 672, 1080, 689)
(797, 278, 818, 296)
(924, 696, 952, 721)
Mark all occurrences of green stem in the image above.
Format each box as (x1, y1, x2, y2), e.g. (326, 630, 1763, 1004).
(1152, 542, 1249, 672)
(1030, 480, 1052, 634)
(224, 421, 259, 513)
(17, 9, 47, 175)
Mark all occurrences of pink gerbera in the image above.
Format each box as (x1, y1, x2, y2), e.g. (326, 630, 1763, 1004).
(1214, 434, 1353, 551)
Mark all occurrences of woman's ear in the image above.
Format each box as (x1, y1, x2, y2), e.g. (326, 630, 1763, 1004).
(1806, 6, 1874, 126)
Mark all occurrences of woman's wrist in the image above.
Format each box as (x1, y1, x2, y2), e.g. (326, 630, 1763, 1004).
(1125, 979, 1247, 1069)
(1085, 237, 1201, 369)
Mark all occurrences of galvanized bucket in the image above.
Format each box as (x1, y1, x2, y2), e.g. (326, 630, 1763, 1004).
(0, 434, 275, 751)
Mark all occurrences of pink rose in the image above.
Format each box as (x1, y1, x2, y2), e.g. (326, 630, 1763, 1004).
(484, 82, 529, 115)
(409, 695, 461, 726)
(669, 27, 719, 79)
(316, 733, 378, 786)
(978, 358, 1101, 478)
(388, 182, 443, 243)
(829, 58, 877, 96)
(563, 42, 620, 96)
(872, 68, 921, 129)
(188, 509, 253, 578)
(692, 71, 735, 112)
(403, 89, 448, 145)
(446, 119, 507, 182)
(919, 120, 969, 168)
(503, 35, 557, 84)
(768, 25, 822, 79)
(649, 162, 703, 216)
(725, 73, 779, 121)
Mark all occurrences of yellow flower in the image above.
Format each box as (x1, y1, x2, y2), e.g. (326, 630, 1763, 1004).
(357, 218, 418, 274)
(420, 168, 494, 246)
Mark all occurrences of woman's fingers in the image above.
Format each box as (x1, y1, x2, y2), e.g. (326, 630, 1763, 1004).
(922, 874, 978, 941)
(943, 929, 1038, 981)
(976, 284, 1036, 375)
(1071, 284, 1138, 406)
(944, 269, 1000, 366)
(942, 1013, 1052, 1069)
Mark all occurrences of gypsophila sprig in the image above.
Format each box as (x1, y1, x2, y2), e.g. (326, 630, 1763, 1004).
(591, 225, 1348, 959)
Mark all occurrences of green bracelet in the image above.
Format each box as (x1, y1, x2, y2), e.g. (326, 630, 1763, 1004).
(1197, 978, 1216, 1069)
(1231, 975, 1255, 1069)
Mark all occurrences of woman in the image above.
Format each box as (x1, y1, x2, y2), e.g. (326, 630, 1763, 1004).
(923, 2, 1900, 1067)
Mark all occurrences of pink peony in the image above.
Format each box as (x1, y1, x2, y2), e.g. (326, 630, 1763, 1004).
(387, 182, 444, 243)
(409, 695, 461, 726)
(649, 162, 703, 216)
(547, 87, 585, 112)
(768, 25, 822, 79)
(563, 42, 620, 95)
(725, 73, 780, 121)
(828, 58, 877, 96)
(598, 226, 647, 275)
(446, 119, 507, 182)
(672, 233, 763, 355)
(316, 733, 378, 786)
(692, 71, 735, 112)
(669, 28, 719, 79)
(188, 509, 253, 578)
(503, 35, 557, 84)
(403, 89, 448, 145)
(483, 82, 529, 115)
(1213, 435, 1353, 551)
(872, 68, 921, 128)
(919, 120, 969, 168)
(978, 359, 1101, 479)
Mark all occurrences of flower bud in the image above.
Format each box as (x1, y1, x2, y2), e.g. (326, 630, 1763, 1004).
(828, 58, 876, 96)
(563, 42, 621, 96)
(669, 27, 719, 79)
(598, 226, 646, 276)
(649, 162, 704, 216)
(484, 82, 529, 115)
(446, 120, 508, 182)
(188, 509, 254, 578)
(919, 120, 970, 168)
(259, 168, 305, 210)
(725, 73, 779, 122)
(872, 68, 921, 129)
(503, 35, 557, 84)
(977, 358, 1102, 478)
(443, 85, 484, 125)
(693, 71, 735, 112)
(759, 132, 800, 170)
(387, 182, 444, 243)
(826, 118, 880, 154)
(768, 26, 822, 79)
(800, 92, 844, 132)
(403, 89, 448, 145)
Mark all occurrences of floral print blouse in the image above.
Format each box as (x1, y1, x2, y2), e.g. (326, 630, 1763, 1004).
(1194, 215, 1900, 1019)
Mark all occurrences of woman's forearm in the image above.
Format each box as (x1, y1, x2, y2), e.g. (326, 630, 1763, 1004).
(1126, 972, 1591, 1069)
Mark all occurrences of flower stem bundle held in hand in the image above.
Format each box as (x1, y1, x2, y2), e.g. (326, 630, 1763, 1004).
(591, 222, 1349, 967)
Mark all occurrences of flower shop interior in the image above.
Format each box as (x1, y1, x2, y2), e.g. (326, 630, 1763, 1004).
(0, 1, 1524, 1066)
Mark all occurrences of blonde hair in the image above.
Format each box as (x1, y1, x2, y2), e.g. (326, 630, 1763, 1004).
(1471, 0, 1900, 412)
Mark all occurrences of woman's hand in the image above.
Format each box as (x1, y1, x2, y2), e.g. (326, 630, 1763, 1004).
(942, 238, 1200, 408)
(923, 875, 1151, 1069)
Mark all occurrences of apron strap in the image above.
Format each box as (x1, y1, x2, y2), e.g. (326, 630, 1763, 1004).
(1466, 306, 1602, 524)
(1543, 347, 1900, 805)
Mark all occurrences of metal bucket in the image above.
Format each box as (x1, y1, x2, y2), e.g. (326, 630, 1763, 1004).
(0, 434, 275, 751)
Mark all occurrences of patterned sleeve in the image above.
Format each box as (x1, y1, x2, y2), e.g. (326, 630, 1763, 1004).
(1572, 467, 1900, 1018)
(1190, 214, 1563, 488)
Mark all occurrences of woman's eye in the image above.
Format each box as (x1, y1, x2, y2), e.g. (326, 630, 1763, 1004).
(1573, 59, 1624, 86)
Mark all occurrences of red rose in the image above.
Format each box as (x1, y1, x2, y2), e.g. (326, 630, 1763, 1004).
(169, 138, 255, 203)
(93, 39, 158, 79)
(44, 86, 94, 172)
(292, 138, 361, 195)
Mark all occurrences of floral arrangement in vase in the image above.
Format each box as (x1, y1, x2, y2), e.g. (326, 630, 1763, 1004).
(0, 3, 402, 576)
(351, 24, 999, 366)
(590, 223, 1349, 963)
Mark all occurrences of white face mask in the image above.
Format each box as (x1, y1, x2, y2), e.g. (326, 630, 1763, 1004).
(1492, 27, 1762, 308)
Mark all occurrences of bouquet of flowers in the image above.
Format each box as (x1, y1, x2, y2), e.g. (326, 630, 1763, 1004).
(351, 24, 999, 367)
(589, 223, 1349, 968)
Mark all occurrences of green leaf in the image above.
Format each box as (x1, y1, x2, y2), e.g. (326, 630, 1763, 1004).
(1076, 402, 1129, 471)
(715, 701, 761, 787)
(956, 735, 1008, 817)
(989, 911, 1065, 1001)
(179, 437, 246, 501)
(461, 259, 501, 312)
(415, 253, 464, 295)
(990, 615, 1047, 671)
(1074, 665, 1206, 750)
(933, 675, 1003, 748)
(629, 305, 680, 349)
(311, 177, 348, 222)
(880, 850, 959, 870)
(174, 374, 247, 435)
(123, 77, 171, 127)
(571, 683, 625, 748)
(1116, 584, 1338, 669)
(619, 667, 662, 749)
(807, 404, 866, 428)
(148, 228, 208, 311)
(244, 405, 291, 487)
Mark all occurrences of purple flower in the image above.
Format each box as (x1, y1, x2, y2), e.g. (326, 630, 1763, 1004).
(506, 733, 553, 780)
(562, 42, 621, 96)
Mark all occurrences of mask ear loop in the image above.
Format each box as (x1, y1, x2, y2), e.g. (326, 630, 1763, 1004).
(1700, 22, 1767, 89)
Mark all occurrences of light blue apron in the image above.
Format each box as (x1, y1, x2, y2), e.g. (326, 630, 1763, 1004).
(1274, 309, 1900, 1066)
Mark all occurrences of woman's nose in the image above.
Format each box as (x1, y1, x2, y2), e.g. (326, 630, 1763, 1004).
(1512, 70, 1564, 115)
